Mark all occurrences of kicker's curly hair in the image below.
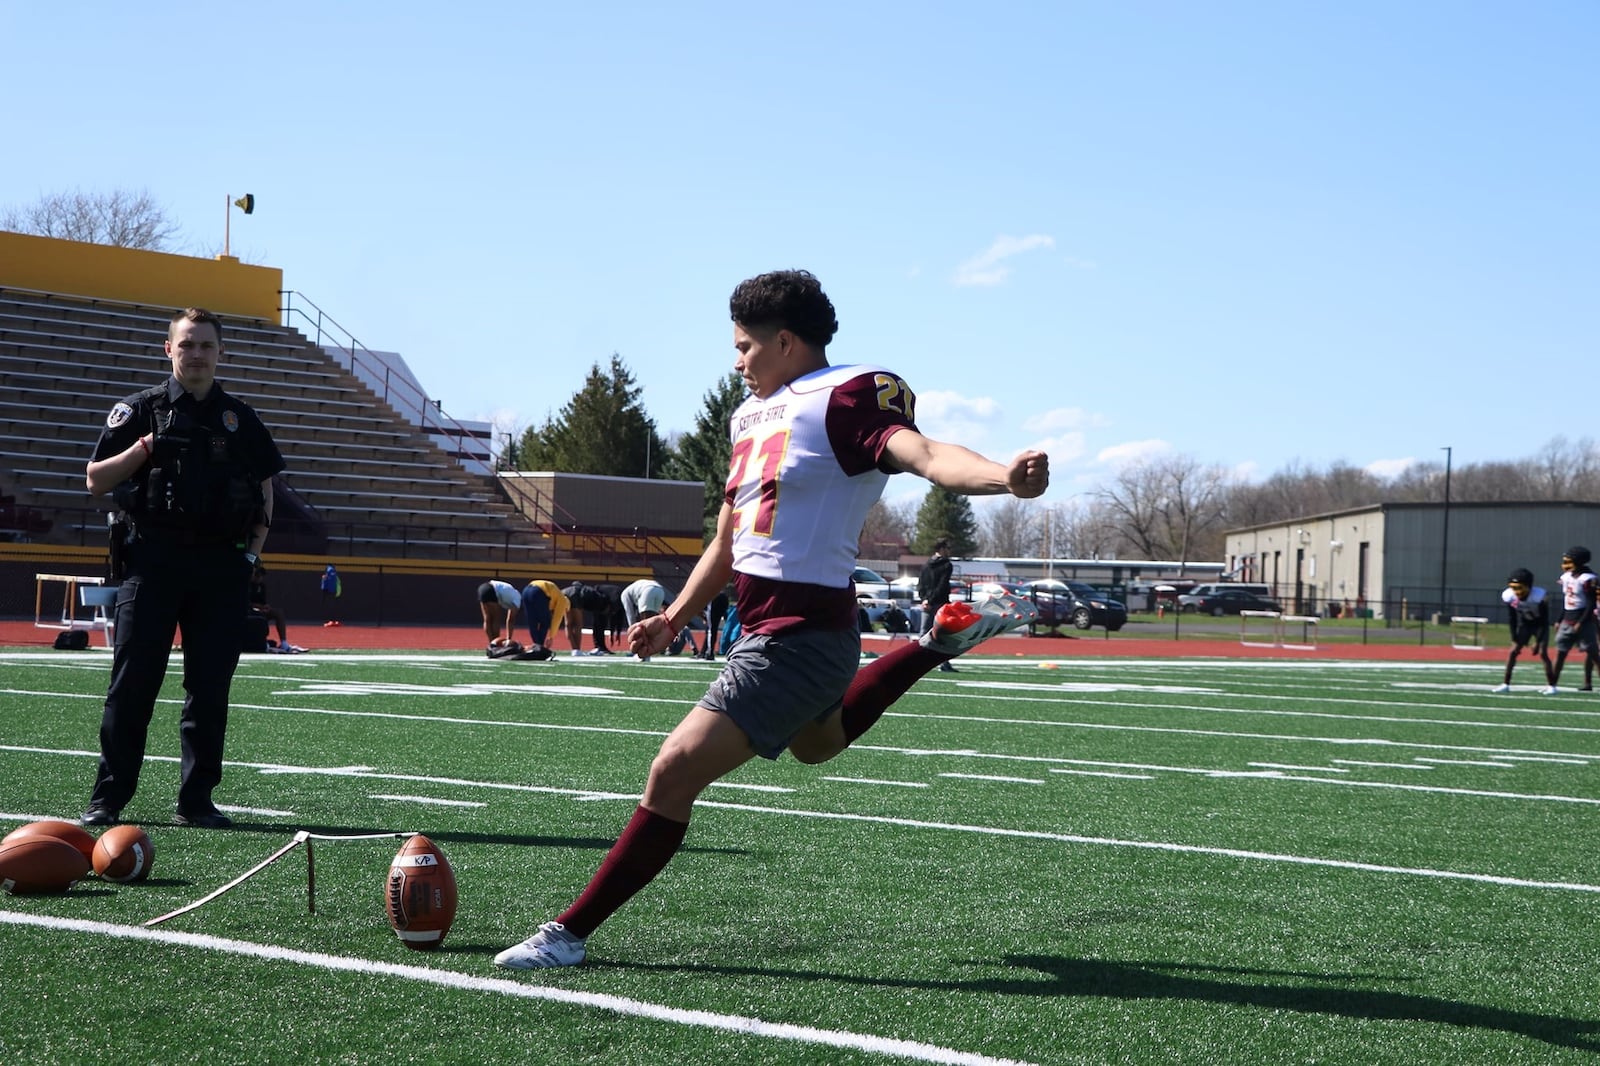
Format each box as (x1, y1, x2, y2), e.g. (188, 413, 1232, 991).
(729, 270, 839, 349)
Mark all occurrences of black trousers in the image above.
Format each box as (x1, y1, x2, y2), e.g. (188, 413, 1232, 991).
(89, 539, 249, 814)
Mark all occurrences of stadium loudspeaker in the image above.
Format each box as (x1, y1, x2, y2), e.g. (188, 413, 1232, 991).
(234, 194, 255, 214)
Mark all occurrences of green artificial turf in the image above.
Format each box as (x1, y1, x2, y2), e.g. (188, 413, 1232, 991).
(1, 649, 1596, 1064)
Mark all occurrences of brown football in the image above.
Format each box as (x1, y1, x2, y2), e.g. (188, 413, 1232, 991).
(93, 824, 155, 883)
(0, 836, 91, 894)
(2, 819, 97, 864)
(385, 834, 457, 950)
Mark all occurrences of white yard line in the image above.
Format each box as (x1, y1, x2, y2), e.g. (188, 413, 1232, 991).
(0, 912, 1036, 1066)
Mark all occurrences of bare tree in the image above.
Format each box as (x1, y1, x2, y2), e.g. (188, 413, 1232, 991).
(980, 496, 1041, 557)
(2, 188, 179, 249)
(1098, 455, 1231, 562)
(859, 498, 913, 560)
(1046, 498, 1122, 560)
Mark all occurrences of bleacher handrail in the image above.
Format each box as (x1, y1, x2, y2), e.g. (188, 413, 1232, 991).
(278, 289, 494, 477)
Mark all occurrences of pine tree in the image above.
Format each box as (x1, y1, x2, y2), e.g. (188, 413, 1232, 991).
(912, 486, 980, 555)
(660, 371, 748, 539)
(513, 354, 665, 476)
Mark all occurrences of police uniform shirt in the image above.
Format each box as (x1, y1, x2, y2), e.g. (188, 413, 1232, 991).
(95, 377, 285, 537)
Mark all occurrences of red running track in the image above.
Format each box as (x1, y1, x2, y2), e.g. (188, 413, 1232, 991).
(0, 619, 1496, 663)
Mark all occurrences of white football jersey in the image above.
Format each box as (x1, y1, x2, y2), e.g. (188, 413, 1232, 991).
(725, 363, 916, 589)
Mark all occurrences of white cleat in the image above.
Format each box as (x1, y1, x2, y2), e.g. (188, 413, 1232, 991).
(1490, 683, 1511, 694)
(919, 593, 1038, 657)
(494, 921, 587, 970)
(1541, 686, 1559, 696)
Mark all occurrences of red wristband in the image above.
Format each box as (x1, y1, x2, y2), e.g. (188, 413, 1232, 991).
(138, 437, 152, 459)
(663, 614, 681, 636)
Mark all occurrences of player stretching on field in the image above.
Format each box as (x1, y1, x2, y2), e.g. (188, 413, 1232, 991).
(1491, 568, 1553, 693)
(495, 269, 1048, 969)
(1545, 546, 1600, 695)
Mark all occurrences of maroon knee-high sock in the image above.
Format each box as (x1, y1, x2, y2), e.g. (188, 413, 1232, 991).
(840, 640, 947, 743)
(558, 805, 689, 938)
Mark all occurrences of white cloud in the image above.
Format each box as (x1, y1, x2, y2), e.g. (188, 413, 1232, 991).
(953, 234, 1056, 287)
(912, 389, 1004, 451)
(1023, 407, 1109, 434)
(1366, 457, 1415, 479)
(1028, 431, 1089, 465)
(1096, 439, 1172, 468)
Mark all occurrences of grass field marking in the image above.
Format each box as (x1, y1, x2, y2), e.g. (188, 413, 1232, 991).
(819, 776, 931, 788)
(0, 912, 1037, 1066)
(875, 711, 1600, 761)
(1054, 757, 1282, 778)
(971, 681, 1224, 695)
(1, 687, 101, 702)
(937, 773, 1047, 785)
(370, 794, 488, 808)
(930, 687, 1600, 737)
(1274, 774, 1600, 806)
(690, 800, 1600, 894)
(1330, 760, 1436, 770)
(283, 680, 629, 696)
(1412, 757, 1518, 768)
(705, 782, 795, 794)
(1248, 763, 1349, 773)
(1494, 755, 1592, 765)
(234, 701, 675, 740)
(220, 804, 297, 816)
(1046, 768, 1155, 780)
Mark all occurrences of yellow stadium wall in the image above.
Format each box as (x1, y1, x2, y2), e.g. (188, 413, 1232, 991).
(0, 231, 281, 322)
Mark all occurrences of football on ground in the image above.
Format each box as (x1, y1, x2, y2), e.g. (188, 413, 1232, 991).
(385, 834, 457, 950)
(0, 836, 92, 894)
(2, 819, 97, 863)
(93, 824, 155, 883)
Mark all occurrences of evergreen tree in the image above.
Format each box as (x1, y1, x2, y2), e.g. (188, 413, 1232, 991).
(513, 354, 665, 476)
(660, 371, 748, 538)
(912, 486, 980, 555)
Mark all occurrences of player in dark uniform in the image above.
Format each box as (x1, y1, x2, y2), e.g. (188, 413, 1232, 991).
(81, 308, 285, 829)
(561, 581, 624, 654)
(1546, 546, 1600, 695)
(496, 269, 1047, 970)
(1491, 568, 1553, 693)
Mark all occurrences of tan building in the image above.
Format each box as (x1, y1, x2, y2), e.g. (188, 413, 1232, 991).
(1225, 501, 1600, 622)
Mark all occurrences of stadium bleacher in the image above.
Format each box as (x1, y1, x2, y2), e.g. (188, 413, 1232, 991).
(0, 288, 549, 560)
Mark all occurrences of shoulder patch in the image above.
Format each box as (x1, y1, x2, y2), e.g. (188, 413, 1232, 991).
(222, 410, 240, 433)
(107, 402, 134, 429)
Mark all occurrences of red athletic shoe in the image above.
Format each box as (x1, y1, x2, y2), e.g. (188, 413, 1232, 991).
(920, 594, 1038, 656)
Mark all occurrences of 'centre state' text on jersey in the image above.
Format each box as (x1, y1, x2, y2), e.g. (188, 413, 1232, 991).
(725, 364, 915, 590)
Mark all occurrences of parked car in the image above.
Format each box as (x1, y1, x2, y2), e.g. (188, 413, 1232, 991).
(1183, 588, 1282, 617)
(853, 566, 923, 628)
(1177, 583, 1273, 612)
(1020, 579, 1127, 632)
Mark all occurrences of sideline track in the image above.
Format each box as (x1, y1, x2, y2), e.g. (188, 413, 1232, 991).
(0, 619, 1502, 661)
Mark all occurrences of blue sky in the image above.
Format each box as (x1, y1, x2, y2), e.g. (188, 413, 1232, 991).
(3, 2, 1594, 509)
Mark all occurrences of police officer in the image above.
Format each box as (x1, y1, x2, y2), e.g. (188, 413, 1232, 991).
(80, 308, 285, 829)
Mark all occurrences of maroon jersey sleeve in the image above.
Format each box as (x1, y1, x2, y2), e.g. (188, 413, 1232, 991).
(824, 371, 917, 476)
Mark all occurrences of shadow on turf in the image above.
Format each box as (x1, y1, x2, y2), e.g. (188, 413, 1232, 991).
(606, 954, 1599, 1051)
(203, 820, 745, 857)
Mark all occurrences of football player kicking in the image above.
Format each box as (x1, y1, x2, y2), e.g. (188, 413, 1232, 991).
(495, 270, 1048, 970)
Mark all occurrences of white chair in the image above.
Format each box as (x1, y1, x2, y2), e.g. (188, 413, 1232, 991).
(78, 585, 119, 648)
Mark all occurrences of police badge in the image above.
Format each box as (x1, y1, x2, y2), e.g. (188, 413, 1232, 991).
(107, 402, 134, 429)
(222, 410, 240, 433)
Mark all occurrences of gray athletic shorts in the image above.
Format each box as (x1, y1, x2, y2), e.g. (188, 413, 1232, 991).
(699, 628, 861, 759)
(1555, 616, 1600, 654)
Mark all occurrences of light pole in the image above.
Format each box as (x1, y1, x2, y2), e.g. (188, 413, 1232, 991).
(1439, 446, 1452, 614)
(223, 193, 254, 258)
